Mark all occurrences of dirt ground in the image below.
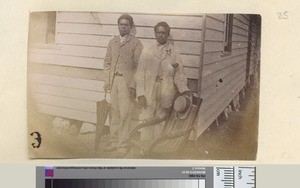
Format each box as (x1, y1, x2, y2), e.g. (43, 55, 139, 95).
(28, 78, 259, 160)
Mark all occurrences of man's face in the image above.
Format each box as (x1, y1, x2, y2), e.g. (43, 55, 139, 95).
(118, 19, 131, 37)
(155, 26, 169, 45)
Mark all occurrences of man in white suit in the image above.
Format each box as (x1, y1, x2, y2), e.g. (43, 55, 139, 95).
(103, 14, 143, 152)
(135, 22, 190, 140)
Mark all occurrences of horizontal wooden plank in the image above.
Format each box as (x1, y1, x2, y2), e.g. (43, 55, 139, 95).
(29, 52, 199, 85)
(205, 28, 248, 42)
(28, 53, 103, 69)
(200, 69, 245, 112)
(198, 72, 245, 124)
(133, 14, 203, 29)
(203, 47, 248, 65)
(233, 17, 250, 27)
(57, 12, 204, 29)
(200, 74, 244, 116)
(37, 103, 96, 123)
(232, 33, 249, 42)
(205, 29, 223, 41)
(33, 93, 97, 113)
(29, 69, 197, 93)
(204, 41, 224, 53)
(138, 27, 202, 42)
(205, 78, 244, 120)
(30, 45, 106, 59)
(241, 14, 250, 21)
(29, 73, 104, 92)
(57, 22, 118, 36)
(233, 25, 249, 37)
(56, 33, 201, 55)
(202, 54, 247, 77)
(234, 14, 249, 26)
(232, 41, 248, 49)
(56, 23, 202, 42)
(196, 74, 245, 137)
(201, 64, 245, 101)
(233, 17, 249, 32)
(56, 33, 112, 47)
(29, 46, 200, 69)
(184, 67, 199, 79)
(181, 55, 200, 68)
(28, 43, 62, 50)
(29, 83, 105, 102)
(28, 63, 105, 81)
(204, 61, 245, 84)
(205, 16, 224, 31)
(139, 38, 201, 56)
(201, 60, 246, 93)
(207, 14, 225, 22)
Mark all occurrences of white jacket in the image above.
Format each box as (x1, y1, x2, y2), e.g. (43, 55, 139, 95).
(136, 42, 189, 108)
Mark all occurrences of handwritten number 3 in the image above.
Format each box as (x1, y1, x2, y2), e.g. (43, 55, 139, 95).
(30, 131, 42, 148)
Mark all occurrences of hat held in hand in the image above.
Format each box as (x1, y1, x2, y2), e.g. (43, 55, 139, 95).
(173, 95, 193, 119)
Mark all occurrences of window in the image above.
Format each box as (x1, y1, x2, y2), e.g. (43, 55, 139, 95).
(223, 14, 233, 54)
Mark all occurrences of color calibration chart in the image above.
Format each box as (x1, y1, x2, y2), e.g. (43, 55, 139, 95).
(37, 166, 255, 188)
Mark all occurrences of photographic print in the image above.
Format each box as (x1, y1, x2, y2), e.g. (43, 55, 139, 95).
(27, 12, 261, 159)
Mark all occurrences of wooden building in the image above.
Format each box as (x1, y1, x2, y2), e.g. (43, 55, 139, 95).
(28, 12, 261, 139)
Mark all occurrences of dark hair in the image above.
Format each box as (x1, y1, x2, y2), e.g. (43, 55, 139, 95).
(118, 14, 134, 27)
(154, 22, 170, 35)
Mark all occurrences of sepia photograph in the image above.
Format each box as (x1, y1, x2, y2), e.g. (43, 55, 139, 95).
(27, 12, 261, 160)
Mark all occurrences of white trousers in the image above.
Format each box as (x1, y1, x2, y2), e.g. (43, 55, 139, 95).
(110, 76, 133, 143)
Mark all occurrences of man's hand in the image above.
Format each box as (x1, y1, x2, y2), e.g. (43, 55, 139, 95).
(137, 95, 147, 109)
(129, 88, 136, 101)
(103, 84, 110, 93)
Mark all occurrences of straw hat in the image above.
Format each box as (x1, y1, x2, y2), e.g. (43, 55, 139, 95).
(173, 95, 193, 119)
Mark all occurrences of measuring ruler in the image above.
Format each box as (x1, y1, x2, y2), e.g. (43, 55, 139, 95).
(213, 166, 256, 188)
(40, 166, 256, 188)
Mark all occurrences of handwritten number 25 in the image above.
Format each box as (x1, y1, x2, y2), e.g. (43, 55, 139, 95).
(277, 11, 289, 19)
